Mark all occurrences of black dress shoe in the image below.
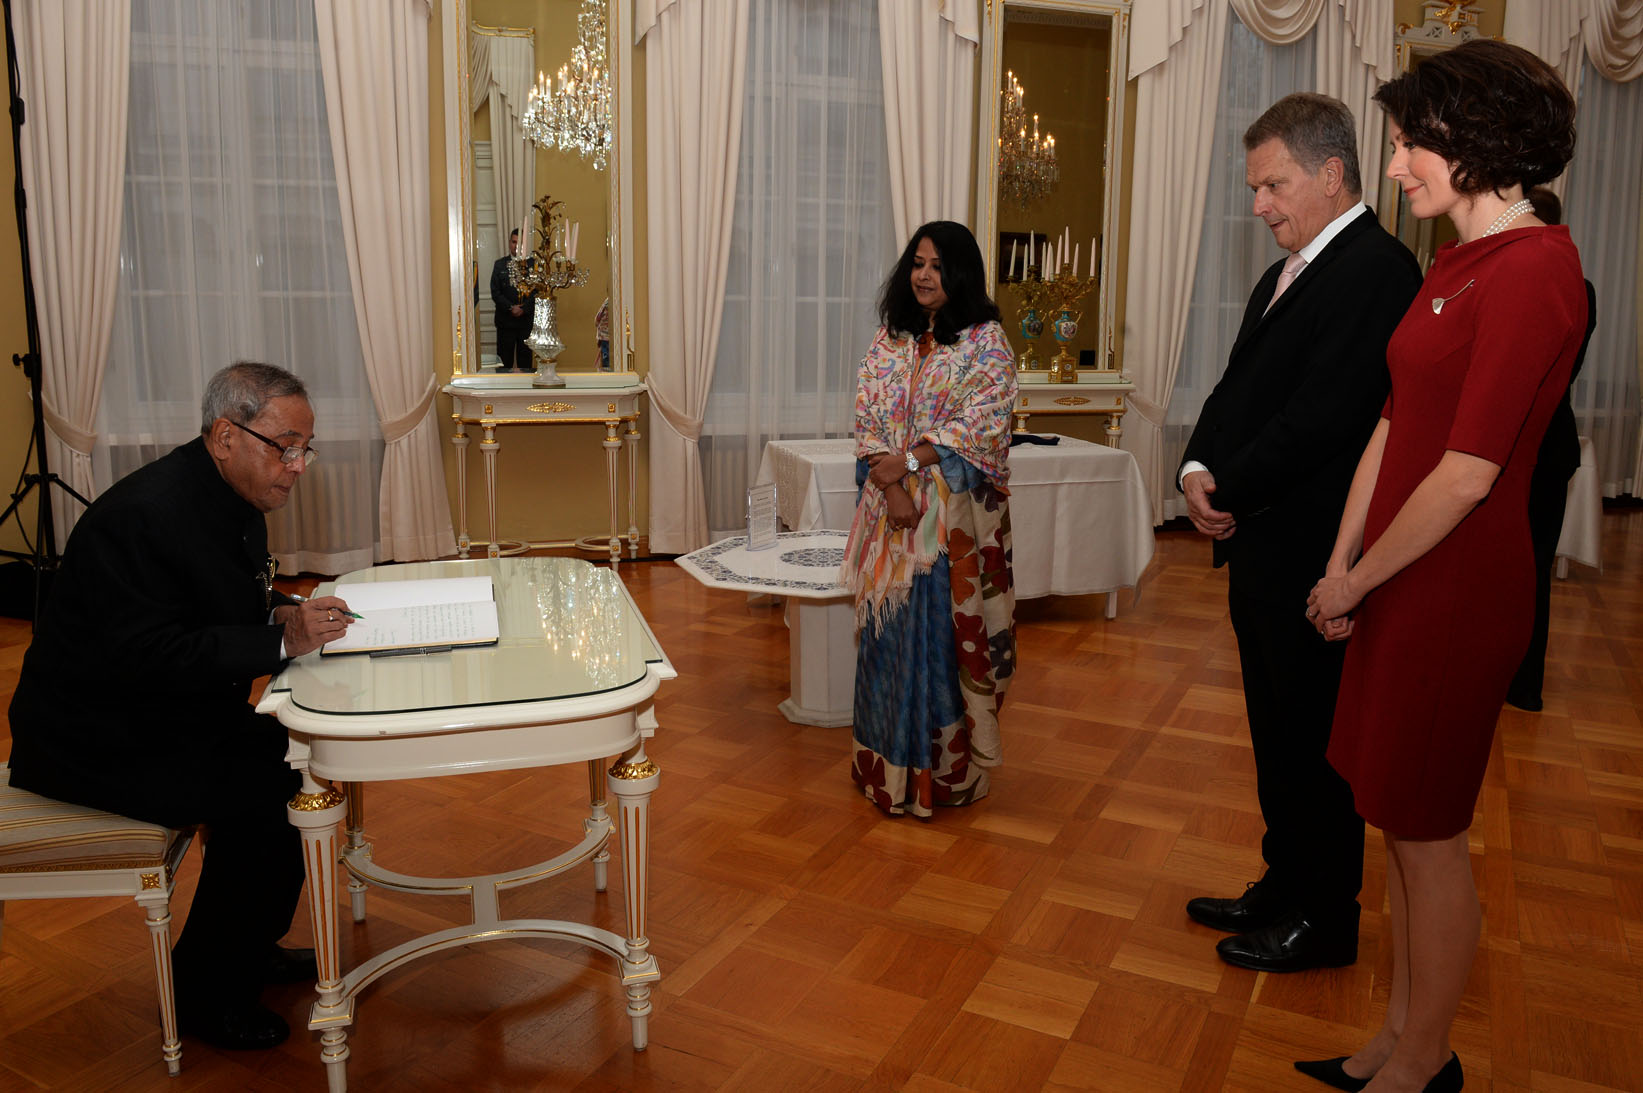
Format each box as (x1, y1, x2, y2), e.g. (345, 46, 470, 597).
(1505, 690, 1543, 712)
(1186, 881, 1287, 933)
(1424, 1053, 1463, 1092)
(1216, 910, 1357, 972)
(263, 945, 319, 985)
(178, 1002, 290, 1051)
(1294, 1056, 1371, 1091)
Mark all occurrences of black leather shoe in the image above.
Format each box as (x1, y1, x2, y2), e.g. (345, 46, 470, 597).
(1294, 1056, 1371, 1091)
(1424, 1053, 1463, 1092)
(178, 1002, 290, 1051)
(1216, 910, 1357, 972)
(1505, 690, 1543, 712)
(1186, 881, 1287, 933)
(263, 945, 319, 985)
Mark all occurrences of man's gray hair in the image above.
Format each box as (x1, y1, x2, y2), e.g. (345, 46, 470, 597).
(199, 362, 308, 432)
(1244, 92, 1362, 196)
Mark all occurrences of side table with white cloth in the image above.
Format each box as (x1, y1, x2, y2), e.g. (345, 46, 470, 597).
(754, 435, 1154, 617)
(676, 531, 854, 727)
(258, 557, 673, 1092)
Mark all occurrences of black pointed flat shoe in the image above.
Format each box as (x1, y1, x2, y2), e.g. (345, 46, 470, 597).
(1294, 1056, 1371, 1092)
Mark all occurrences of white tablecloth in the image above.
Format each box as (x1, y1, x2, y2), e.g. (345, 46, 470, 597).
(754, 436, 1155, 600)
(1555, 435, 1601, 572)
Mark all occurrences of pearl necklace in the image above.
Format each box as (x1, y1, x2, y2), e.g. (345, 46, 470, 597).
(1482, 198, 1533, 237)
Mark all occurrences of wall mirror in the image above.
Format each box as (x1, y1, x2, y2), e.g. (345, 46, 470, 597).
(976, 0, 1130, 378)
(1378, 1, 1484, 269)
(443, 0, 635, 381)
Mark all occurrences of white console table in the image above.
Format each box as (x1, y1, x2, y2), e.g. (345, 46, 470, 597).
(1014, 373, 1135, 443)
(443, 376, 646, 563)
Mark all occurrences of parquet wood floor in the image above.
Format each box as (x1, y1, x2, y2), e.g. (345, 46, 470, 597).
(2, 516, 1640, 1092)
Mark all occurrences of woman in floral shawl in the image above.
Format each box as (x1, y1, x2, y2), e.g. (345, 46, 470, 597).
(839, 221, 1017, 817)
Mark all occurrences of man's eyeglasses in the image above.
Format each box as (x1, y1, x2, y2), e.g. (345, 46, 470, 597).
(230, 420, 318, 467)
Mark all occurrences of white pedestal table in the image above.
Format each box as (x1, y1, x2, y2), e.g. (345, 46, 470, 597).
(675, 531, 855, 728)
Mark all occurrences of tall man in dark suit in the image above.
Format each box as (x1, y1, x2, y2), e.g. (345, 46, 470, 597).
(7, 363, 356, 1049)
(491, 227, 532, 370)
(1179, 94, 1422, 972)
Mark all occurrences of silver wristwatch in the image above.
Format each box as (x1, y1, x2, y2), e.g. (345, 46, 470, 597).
(904, 450, 920, 473)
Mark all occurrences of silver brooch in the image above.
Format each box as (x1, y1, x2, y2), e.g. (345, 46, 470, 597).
(1431, 278, 1475, 315)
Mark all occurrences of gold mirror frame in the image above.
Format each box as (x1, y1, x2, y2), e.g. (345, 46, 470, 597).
(1377, 1, 1485, 270)
(976, 0, 1131, 374)
(442, 0, 636, 378)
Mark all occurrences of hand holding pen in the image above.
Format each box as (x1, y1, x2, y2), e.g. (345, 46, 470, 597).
(279, 592, 361, 657)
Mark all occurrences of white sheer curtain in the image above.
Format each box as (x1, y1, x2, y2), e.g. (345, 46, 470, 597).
(703, 0, 893, 541)
(1161, 16, 1313, 521)
(1563, 59, 1643, 498)
(100, 0, 379, 576)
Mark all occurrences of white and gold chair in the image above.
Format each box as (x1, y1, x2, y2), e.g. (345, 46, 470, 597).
(0, 763, 194, 1076)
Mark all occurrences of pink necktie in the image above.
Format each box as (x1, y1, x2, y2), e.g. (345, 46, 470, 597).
(1267, 252, 1307, 313)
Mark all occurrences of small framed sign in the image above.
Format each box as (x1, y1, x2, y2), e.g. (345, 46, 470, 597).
(746, 483, 779, 550)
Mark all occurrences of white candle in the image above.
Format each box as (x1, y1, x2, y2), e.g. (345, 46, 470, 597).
(1009, 239, 1017, 281)
(1072, 244, 1079, 280)
(1089, 237, 1096, 278)
(1027, 231, 1034, 273)
(570, 222, 580, 262)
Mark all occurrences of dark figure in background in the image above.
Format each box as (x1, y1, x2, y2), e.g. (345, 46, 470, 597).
(1177, 93, 1422, 974)
(1505, 186, 1597, 711)
(6, 362, 356, 1051)
(491, 227, 533, 370)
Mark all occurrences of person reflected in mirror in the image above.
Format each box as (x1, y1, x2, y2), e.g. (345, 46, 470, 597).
(6, 362, 356, 1052)
(839, 221, 1017, 817)
(1301, 40, 1585, 1093)
(491, 227, 533, 371)
(1504, 187, 1597, 712)
(1178, 93, 1421, 976)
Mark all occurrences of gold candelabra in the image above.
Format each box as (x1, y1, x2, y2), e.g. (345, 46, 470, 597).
(510, 195, 589, 385)
(1003, 261, 1094, 382)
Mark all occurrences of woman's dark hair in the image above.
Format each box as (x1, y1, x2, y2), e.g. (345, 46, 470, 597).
(1373, 38, 1575, 196)
(877, 220, 1001, 345)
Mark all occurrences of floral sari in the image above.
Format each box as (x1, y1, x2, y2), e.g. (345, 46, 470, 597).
(838, 320, 1017, 817)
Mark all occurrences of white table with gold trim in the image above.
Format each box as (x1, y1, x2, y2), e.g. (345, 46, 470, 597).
(443, 376, 646, 563)
(258, 557, 673, 1091)
(1013, 373, 1135, 442)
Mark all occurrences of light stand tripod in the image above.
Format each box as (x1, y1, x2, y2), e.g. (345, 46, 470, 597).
(0, 0, 92, 621)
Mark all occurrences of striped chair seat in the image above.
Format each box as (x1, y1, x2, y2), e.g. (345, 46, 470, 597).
(0, 763, 193, 1076)
(0, 768, 176, 873)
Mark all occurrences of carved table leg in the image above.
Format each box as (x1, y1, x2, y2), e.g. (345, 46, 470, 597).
(136, 887, 182, 1075)
(452, 423, 471, 557)
(480, 423, 501, 559)
(624, 419, 641, 558)
(608, 747, 660, 1050)
(1105, 408, 1124, 447)
(289, 776, 352, 1093)
(586, 759, 610, 893)
(603, 421, 622, 565)
(344, 783, 369, 923)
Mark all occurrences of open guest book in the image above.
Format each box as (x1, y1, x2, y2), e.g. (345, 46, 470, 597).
(320, 576, 500, 657)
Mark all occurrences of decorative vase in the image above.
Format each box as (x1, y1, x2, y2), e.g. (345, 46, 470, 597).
(527, 296, 566, 387)
(1049, 307, 1080, 383)
(1017, 308, 1043, 370)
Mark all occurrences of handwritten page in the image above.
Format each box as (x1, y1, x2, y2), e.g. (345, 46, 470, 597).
(321, 576, 499, 656)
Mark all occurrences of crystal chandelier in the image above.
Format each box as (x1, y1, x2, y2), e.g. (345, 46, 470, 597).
(520, 0, 612, 170)
(998, 70, 1058, 209)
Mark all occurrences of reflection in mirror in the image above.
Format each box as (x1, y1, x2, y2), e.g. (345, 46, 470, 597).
(977, 1, 1129, 381)
(467, 1, 612, 377)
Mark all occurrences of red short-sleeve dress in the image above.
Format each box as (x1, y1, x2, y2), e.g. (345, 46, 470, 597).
(1326, 226, 1588, 840)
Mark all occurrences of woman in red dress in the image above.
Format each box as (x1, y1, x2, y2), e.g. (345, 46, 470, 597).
(1297, 41, 1585, 1093)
